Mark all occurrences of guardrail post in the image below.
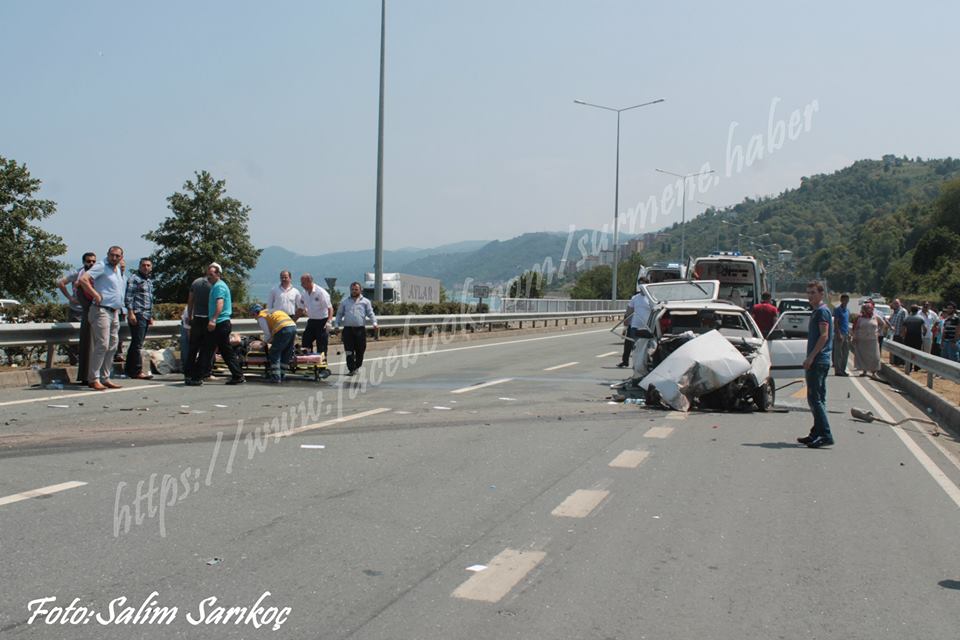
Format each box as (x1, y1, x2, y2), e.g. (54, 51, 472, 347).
(45, 345, 55, 368)
(928, 371, 934, 389)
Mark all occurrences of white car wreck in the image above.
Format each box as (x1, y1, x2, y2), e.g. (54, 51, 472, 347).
(624, 280, 775, 412)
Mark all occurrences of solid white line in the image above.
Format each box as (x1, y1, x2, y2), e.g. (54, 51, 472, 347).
(0, 481, 88, 507)
(850, 377, 960, 509)
(450, 378, 513, 394)
(451, 548, 546, 602)
(0, 382, 171, 408)
(277, 407, 392, 438)
(870, 381, 960, 474)
(551, 489, 610, 517)
(543, 361, 578, 371)
(609, 449, 650, 469)
(644, 426, 674, 439)
(595, 351, 619, 358)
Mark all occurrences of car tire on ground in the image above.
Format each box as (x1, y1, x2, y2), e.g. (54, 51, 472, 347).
(754, 378, 775, 411)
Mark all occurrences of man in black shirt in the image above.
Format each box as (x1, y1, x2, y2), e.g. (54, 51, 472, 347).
(941, 302, 960, 362)
(900, 305, 926, 373)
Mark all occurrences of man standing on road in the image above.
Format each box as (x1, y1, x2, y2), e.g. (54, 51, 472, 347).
(887, 299, 907, 365)
(183, 266, 215, 383)
(299, 273, 333, 356)
(124, 258, 155, 380)
(901, 304, 926, 374)
(335, 282, 377, 376)
(919, 301, 937, 354)
(940, 303, 959, 362)
(56, 251, 96, 383)
(188, 263, 244, 386)
(618, 277, 651, 368)
(252, 304, 298, 383)
(750, 291, 779, 337)
(77, 246, 125, 391)
(797, 280, 834, 448)
(267, 270, 303, 316)
(832, 293, 851, 376)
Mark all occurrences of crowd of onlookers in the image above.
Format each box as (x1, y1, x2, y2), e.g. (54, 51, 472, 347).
(56, 247, 379, 389)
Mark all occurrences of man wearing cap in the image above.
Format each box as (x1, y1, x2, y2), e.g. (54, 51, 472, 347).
(252, 304, 298, 383)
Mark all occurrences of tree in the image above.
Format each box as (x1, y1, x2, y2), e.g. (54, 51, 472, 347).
(0, 157, 67, 302)
(570, 265, 612, 299)
(144, 171, 261, 303)
(508, 270, 545, 298)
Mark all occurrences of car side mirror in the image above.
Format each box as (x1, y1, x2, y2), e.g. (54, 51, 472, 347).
(767, 329, 785, 340)
(635, 328, 653, 339)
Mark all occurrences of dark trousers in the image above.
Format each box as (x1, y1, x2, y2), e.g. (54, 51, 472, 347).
(891, 335, 904, 365)
(197, 320, 243, 381)
(184, 316, 210, 380)
(75, 303, 92, 383)
(342, 326, 367, 372)
(302, 318, 329, 355)
(124, 319, 150, 377)
(621, 326, 637, 365)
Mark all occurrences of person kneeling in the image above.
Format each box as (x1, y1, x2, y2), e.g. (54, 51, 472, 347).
(252, 304, 298, 383)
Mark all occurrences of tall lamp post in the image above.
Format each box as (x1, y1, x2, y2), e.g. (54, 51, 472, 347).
(720, 219, 759, 252)
(575, 97, 664, 300)
(373, 0, 386, 302)
(655, 167, 714, 266)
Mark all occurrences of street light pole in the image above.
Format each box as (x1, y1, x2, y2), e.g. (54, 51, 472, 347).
(656, 168, 714, 267)
(373, 0, 386, 303)
(575, 97, 664, 300)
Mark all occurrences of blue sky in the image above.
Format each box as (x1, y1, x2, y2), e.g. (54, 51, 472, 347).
(3, 0, 958, 262)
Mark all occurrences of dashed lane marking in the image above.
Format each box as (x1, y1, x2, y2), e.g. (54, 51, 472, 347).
(595, 351, 619, 358)
(644, 426, 674, 439)
(608, 449, 650, 469)
(0, 481, 88, 508)
(551, 489, 610, 518)
(850, 377, 960, 509)
(451, 548, 546, 603)
(276, 407, 392, 438)
(665, 411, 687, 420)
(543, 362, 578, 371)
(450, 378, 513, 394)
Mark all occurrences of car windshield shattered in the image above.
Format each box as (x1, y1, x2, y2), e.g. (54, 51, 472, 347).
(642, 280, 718, 303)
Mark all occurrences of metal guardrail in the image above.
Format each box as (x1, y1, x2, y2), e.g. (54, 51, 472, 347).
(0, 311, 621, 351)
(499, 298, 629, 313)
(881, 340, 960, 388)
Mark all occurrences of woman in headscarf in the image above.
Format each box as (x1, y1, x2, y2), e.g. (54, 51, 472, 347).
(852, 302, 883, 378)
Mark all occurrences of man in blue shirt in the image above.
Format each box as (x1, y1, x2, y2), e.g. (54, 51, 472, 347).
(798, 280, 834, 448)
(832, 293, 851, 376)
(77, 246, 126, 390)
(334, 282, 378, 376)
(187, 263, 245, 386)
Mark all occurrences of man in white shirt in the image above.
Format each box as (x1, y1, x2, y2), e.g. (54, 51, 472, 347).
(618, 278, 652, 368)
(919, 300, 937, 354)
(298, 273, 333, 355)
(267, 270, 303, 316)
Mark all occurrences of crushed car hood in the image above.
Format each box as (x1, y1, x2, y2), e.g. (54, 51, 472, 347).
(638, 330, 752, 411)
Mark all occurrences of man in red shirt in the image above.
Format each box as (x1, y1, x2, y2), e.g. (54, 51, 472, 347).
(751, 291, 779, 337)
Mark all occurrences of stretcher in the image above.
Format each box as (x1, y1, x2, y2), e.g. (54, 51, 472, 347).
(215, 342, 332, 382)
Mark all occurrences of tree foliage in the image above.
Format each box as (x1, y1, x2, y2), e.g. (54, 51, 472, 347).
(144, 170, 261, 303)
(0, 157, 67, 302)
(508, 270, 545, 298)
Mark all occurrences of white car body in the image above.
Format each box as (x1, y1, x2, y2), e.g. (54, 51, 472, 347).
(767, 310, 812, 379)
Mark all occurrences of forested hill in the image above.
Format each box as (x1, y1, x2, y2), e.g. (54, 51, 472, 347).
(641, 156, 960, 298)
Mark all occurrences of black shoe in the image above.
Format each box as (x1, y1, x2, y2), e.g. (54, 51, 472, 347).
(835, 372, 848, 377)
(797, 434, 814, 445)
(226, 377, 246, 385)
(184, 379, 202, 386)
(805, 436, 835, 448)
(616, 362, 629, 368)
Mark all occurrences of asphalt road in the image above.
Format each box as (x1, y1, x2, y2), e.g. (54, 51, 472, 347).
(1, 325, 959, 639)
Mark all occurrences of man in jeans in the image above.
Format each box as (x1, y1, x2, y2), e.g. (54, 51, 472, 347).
(832, 293, 851, 376)
(56, 251, 96, 383)
(797, 280, 834, 448)
(183, 266, 215, 383)
(941, 302, 960, 362)
(188, 263, 244, 386)
(77, 246, 126, 391)
(252, 304, 298, 383)
(124, 258, 155, 379)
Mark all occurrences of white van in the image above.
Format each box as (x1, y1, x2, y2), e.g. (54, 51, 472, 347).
(690, 252, 767, 309)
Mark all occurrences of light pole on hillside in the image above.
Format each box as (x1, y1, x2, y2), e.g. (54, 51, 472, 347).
(575, 97, 664, 300)
(373, 0, 387, 302)
(656, 167, 714, 266)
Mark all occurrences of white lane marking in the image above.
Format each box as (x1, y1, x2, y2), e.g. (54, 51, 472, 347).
(644, 426, 674, 438)
(665, 411, 687, 420)
(850, 377, 960, 508)
(0, 382, 171, 408)
(451, 548, 546, 602)
(872, 382, 960, 474)
(0, 481, 88, 507)
(595, 351, 619, 358)
(551, 489, 610, 518)
(543, 361, 578, 371)
(450, 378, 513, 394)
(277, 407, 392, 438)
(609, 449, 650, 469)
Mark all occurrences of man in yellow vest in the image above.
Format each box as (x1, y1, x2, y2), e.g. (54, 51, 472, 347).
(251, 304, 298, 383)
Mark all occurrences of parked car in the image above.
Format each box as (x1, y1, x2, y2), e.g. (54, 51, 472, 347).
(767, 310, 813, 378)
(777, 298, 810, 313)
(631, 280, 775, 411)
(0, 299, 21, 323)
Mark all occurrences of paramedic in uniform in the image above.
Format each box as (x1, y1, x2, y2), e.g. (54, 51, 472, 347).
(299, 273, 333, 356)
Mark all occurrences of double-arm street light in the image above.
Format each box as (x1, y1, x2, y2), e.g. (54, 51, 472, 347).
(655, 167, 715, 266)
(720, 219, 759, 252)
(738, 231, 769, 253)
(575, 97, 664, 300)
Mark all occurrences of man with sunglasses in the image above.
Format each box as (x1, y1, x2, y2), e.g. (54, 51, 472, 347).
(56, 251, 97, 384)
(77, 246, 126, 390)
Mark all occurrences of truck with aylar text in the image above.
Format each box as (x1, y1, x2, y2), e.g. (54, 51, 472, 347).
(363, 273, 441, 304)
